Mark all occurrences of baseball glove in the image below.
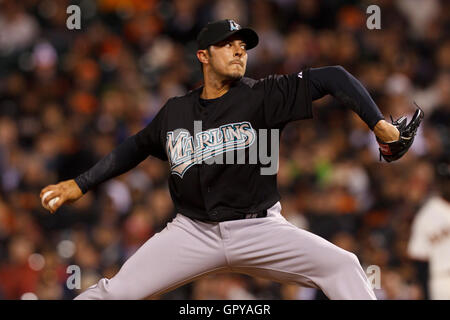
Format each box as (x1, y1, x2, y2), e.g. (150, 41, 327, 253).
(377, 103, 424, 162)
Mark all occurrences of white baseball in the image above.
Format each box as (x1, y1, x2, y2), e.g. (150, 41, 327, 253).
(42, 191, 60, 209)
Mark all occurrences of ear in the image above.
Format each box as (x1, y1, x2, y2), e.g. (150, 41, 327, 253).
(197, 49, 209, 65)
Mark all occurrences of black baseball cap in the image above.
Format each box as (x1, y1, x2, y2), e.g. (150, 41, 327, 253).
(197, 19, 259, 50)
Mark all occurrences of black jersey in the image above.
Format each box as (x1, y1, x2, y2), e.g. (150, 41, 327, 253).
(134, 69, 312, 222)
(74, 66, 384, 222)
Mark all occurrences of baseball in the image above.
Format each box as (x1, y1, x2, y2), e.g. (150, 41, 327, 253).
(42, 190, 60, 210)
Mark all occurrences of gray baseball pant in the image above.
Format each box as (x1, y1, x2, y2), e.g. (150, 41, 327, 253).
(74, 202, 376, 300)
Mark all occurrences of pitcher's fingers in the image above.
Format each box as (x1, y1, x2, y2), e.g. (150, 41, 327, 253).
(43, 190, 62, 207)
(41, 191, 54, 209)
(41, 190, 54, 203)
(40, 188, 48, 198)
(42, 198, 52, 211)
(40, 185, 57, 198)
(50, 196, 65, 214)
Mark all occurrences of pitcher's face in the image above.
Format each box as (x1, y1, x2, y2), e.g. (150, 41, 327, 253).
(200, 35, 248, 80)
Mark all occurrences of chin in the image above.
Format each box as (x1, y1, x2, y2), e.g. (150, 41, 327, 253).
(227, 71, 244, 80)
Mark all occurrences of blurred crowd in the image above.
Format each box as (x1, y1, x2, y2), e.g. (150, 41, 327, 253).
(0, 0, 449, 300)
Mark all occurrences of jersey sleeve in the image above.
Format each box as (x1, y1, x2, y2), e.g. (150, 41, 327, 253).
(262, 68, 312, 128)
(134, 104, 168, 161)
(407, 211, 431, 261)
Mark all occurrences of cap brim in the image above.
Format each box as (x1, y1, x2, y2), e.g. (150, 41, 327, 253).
(212, 28, 259, 50)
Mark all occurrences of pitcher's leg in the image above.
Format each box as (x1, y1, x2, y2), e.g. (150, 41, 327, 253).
(225, 203, 376, 300)
(75, 215, 228, 300)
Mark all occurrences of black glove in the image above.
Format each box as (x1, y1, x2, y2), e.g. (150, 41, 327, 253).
(377, 104, 424, 162)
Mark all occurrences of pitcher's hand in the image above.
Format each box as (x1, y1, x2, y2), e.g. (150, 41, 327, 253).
(374, 106, 424, 162)
(40, 179, 83, 214)
(373, 119, 400, 143)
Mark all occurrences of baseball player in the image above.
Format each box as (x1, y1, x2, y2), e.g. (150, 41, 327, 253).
(408, 159, 450, 299)
(40, 20, 422, 300)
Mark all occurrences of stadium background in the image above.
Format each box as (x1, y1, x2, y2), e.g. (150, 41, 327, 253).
(0, 0, 449, 299)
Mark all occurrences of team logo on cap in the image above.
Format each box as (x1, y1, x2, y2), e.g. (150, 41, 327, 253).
(228, 20, 241, 31)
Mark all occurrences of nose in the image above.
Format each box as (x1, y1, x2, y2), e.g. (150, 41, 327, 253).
(233, 43, 244, 57)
